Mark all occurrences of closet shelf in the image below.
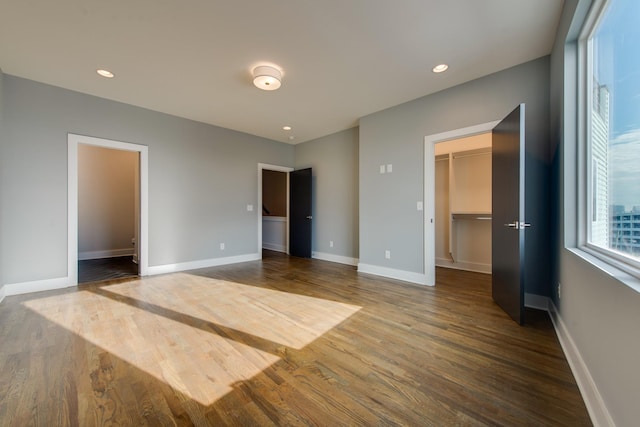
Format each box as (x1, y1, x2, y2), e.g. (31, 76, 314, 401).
(451, 213, 492, 221)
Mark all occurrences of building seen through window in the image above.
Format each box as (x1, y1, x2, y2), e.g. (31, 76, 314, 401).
(587, 0, 640, 264)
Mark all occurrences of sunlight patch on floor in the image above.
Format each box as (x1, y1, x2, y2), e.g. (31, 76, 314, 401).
(22, 273, 361, 406)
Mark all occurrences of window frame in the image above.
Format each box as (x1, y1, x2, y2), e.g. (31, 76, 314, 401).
(579, 0, 640, 279)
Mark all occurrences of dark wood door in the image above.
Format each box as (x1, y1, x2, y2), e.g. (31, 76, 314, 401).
(492, 104, 526, 324)
(290, 168, 312, 258)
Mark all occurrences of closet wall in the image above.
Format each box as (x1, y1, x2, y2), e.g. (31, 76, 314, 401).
(435, 133, 492, 273)
(78, 144, 137, 260)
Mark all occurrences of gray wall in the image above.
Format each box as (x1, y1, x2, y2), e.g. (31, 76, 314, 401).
(359, 57, 551, 295)
(551, 0, 640, 425)
(1, 75, 294, 285)
(294, 127, 359, 260)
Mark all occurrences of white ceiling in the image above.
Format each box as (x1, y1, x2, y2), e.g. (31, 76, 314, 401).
(0, 0, 563, 144)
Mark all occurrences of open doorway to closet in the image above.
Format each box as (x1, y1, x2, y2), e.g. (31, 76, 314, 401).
(68, 134, 149, 286)
(77, 144, 139, 283)
(424, 121, 499, 285)
(434, 132, 492, 275)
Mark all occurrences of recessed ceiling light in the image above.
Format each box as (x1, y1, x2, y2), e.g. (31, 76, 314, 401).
(432, 64, 449, 73)
(97, 69, 115, 78)
(283, 126, 292, 131)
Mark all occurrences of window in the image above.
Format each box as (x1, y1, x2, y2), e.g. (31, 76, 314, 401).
(584, 0, 640, 273)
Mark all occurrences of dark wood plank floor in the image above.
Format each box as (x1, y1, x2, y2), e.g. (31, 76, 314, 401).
(78, 256, 139, 284)
(0, 250, 591, 426)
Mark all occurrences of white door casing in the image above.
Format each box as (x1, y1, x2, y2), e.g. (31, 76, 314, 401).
(424, 121, 499, 286)
(68, 134, 149, 284)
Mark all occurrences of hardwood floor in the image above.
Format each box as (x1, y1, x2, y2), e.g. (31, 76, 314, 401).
(78, 256, 139, 284)
(0, 251, 591, 426)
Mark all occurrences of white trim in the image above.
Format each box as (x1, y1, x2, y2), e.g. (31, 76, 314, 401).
(0, 286, 5, 304)
(68, 133, 149, 287)
(147, 253, 260, 276)
(435, 258, 491, 274)
(3, 277, 73, 297)
(357, 263, 429, 286)
(78, 249, 134, 261)
(258, 163, 294, 257)
(548, 300, 615, 427)
(524, 293, 549, 311)
(263, 243, 287, 252)
(312, 251, 358, 266)
(424, 121, 500, 286)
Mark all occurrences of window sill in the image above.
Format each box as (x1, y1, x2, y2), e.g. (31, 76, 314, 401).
(567, 247, 640, 294)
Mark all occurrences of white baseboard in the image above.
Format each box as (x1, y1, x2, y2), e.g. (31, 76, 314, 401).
(0, 286, 5, 304)
(548, 300, 615, 427)
(435, 257, 491, 274)
(357, 263, 429, 286)
(78, 248, 134, 261)
(3, 276, 74, 297)
(147, 253, 260, 276)
(313, 252, 358, 266)
(263, 243, 286, 253)
(524, 293, 549, 311)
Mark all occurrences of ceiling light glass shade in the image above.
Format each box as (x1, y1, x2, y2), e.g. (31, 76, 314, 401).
(96, 69, 115, 78)
(432, 64, 449, 73)
(253, 65, 281, 90)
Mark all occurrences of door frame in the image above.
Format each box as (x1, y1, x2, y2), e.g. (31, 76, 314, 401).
(68, 134, 149, 285)
(257, 163, 294, 256)
(424, 121, 499, 286)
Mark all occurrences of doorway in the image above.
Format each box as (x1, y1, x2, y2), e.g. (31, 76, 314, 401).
(261, 169, 288, 253)
(68, 134, 149, 285)
(434, 133, 492, 275)
(77, 144, 139, 283)
(257, 163, 293, 257)
(424, 121, 499, 286)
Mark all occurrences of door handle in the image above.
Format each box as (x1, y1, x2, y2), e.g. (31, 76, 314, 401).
(306, 216, 312, 220)
(504, 221, 531, 229)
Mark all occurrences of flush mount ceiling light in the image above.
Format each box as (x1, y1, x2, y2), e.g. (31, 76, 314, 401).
(432, 64, 449, 73)
(252, 65, 282, 91)
(282, 126, 292, 131)
(96, 69, 115, 78)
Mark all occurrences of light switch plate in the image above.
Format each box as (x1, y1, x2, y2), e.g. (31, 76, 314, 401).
(417, 201, 423, 211)
(247, 204, 254, 211)
(386, 164, 393, 173)
(379, 165, 386, 174)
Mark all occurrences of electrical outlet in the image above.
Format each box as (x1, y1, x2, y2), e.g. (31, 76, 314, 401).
(220, 243, 225, 250)
(247, 204, 254, 212)
(329, 241, 334, 248)
(385, 250, 391, 259)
